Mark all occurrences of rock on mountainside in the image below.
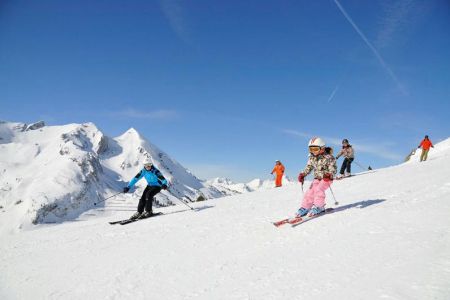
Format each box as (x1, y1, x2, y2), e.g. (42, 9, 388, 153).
(0, 121, 228, 229)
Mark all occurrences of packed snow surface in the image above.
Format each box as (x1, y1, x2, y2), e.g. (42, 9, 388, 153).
(1, 138, 450, 299)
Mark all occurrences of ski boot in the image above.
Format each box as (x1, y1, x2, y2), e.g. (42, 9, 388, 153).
(138, 211, 153, 219)
(130, 211, 142, 220)
(308, 206, 325, 217)
(296, 207, 309, 217)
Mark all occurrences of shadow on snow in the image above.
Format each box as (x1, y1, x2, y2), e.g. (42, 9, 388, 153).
(291, 199, 386, 227)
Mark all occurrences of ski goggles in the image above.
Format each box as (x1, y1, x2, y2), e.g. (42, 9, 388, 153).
(144, 163, 153, 168)
(309, 146, 321, 153)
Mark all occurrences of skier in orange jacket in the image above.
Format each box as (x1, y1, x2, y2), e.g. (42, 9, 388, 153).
(418, 135, 434, 162)
(271, 160, 285, 187)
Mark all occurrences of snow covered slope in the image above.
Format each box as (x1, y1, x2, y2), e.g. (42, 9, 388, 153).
(1, 138, 449, 299)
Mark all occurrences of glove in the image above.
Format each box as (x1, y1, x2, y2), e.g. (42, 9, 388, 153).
(123, 187, 130, 193)
(322, 173, 333, 181)
(298, 173, 305, 184)
(161, 184, 168, 190)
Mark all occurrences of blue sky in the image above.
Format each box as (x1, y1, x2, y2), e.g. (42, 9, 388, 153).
(1, 0, 449, 182)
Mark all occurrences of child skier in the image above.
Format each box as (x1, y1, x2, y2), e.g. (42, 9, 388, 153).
(123, 160, 168, 219)
(297, 137, 337, 217)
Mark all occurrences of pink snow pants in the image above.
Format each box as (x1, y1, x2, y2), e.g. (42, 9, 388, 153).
(301, 179, 332, 209)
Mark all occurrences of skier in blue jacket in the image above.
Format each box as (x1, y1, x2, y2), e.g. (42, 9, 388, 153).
(123, 160, 168, 219)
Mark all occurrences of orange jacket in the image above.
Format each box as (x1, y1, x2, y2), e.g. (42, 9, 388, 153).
(419, 139, 433, 150)
(272, 164, 285, 176)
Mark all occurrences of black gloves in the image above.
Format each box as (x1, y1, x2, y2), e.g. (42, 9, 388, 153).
(161, 184, 168, 190)
(123, 187, 130, 193)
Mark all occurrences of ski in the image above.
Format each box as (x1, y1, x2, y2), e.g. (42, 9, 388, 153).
(109, 219, 128, 225)
(273, 216, 304, 227)
(109, 212, 163, 225)
(291, 208, 335, 227)
(335, 175, 353, 180)
(273, 208, 334, 227)
(273, 218, 290, 227)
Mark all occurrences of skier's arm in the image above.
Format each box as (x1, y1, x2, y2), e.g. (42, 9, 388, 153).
(154, 169, 168, 186)
(127, 170, 144, 188)
(302, 157, 314, 176)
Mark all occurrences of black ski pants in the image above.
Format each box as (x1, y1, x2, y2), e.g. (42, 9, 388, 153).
(137, 186, 162, 213)
(340, 158, 354, 175)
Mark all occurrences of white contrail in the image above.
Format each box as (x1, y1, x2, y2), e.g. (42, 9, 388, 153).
(333, 0, 406, 94)
(159, 0, 191, 44)
(327, 85, 340, 103)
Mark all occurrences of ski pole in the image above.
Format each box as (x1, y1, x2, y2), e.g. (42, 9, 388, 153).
(329, 186, 339, 205)
(354, 160, 371, 171)
(175, 197, 194, 210)
(94, 192, 122, 206)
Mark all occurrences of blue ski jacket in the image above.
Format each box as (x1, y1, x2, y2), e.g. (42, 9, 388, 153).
(127, 166, 168, 188)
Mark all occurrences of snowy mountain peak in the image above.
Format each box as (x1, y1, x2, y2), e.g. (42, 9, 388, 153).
(118, 127, 141, 141)
(207, 177, 236, 185)
(25, 120, 45, 131)
(0, 121, 232, 230)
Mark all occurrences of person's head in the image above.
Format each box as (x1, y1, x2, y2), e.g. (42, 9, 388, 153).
(308, 137, 326, 156)
(143, 160, 153, 170)
(342, 138, 349, 147)
(275, 160, 281, 165)
(425, 135, 429, 139)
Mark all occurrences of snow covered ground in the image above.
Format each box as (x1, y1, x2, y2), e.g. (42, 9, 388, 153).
(1, 139, 450, 299)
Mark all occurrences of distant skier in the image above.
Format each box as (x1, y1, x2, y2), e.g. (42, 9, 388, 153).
(123, 160, 168, 219)
(297, 137, 337, 217)
(271, 160, 285, 187)
(335, 138, 354, 178)
(418, 135, 434, 162)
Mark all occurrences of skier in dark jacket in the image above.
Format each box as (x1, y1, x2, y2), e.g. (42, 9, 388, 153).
(123, 160, 168, 219)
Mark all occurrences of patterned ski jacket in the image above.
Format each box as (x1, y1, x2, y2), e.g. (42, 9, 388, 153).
(127, 166, 168, 188)
(336, 145, 354, 159)
(302, 153, 337, 180)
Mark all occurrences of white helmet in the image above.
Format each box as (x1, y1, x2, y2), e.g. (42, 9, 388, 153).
(143, 159, 153, 167)
(308, 137, 326, 148)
